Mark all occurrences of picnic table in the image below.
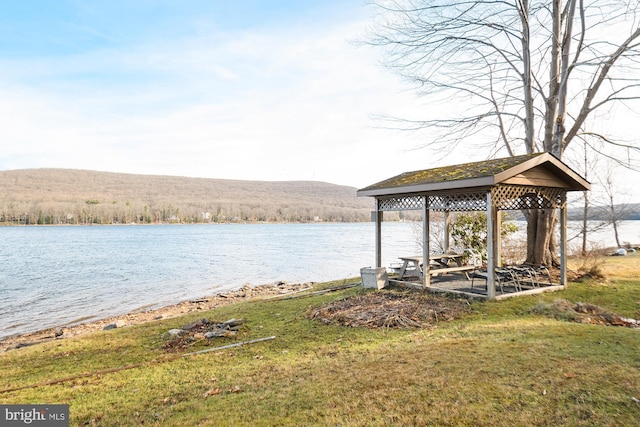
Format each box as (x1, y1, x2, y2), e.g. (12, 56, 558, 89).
(396, 253, 475, 281)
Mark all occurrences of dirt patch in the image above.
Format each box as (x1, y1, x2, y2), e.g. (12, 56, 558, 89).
(531, 299, 640, 328)
(309, 290, 471, 329)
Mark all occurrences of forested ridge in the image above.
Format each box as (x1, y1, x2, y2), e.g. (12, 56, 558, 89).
(0, 169, 374, 225)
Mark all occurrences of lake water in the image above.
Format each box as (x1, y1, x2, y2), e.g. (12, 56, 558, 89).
(0, 223, 420, 339)
(1, 221, 638, 339)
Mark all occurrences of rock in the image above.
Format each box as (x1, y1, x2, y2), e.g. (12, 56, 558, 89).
(167, 329, 186, 336)
(54, 328, 64, 337)
(103, 323, 117, 331)
(183, 318, 210, 330)
(620, 317, 640, 328)
(182, 320, 201, 330)
(204, 329, 236, 338)
(222, 318, 244, 328)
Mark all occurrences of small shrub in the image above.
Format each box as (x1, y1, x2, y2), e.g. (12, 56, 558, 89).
(573, 250, 608, 280)
(450, 212, 518, 261)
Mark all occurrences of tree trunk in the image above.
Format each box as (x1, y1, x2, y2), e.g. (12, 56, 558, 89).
(613, 221, 621, 248)
(517, 0, 535, 153)
(524, 209, 559, 266)
(606, 193, 621, 248)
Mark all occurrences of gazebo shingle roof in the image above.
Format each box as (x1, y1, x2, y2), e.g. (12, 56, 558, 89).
(358, 152, 590, 197)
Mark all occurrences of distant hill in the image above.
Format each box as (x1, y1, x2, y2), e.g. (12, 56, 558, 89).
(4, 169, 636, 225)
(566, 203, 640, 221)
(0, 169, 374, 224)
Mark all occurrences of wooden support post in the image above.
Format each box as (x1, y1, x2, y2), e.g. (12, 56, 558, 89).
(444, 210, 451, 253)
(423, 196, 430, 287)
(486, 191, 497, 299)
(496, 210, 502, 267)
(375, 200, 382, 268)
(560, 196, 567, 286)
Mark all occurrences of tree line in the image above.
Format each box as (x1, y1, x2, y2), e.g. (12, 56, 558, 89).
(1, 199, 374, 225)
(0, 169, 374, 225)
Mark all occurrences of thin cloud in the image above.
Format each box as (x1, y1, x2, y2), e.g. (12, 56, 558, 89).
(0, 7, 432, 186)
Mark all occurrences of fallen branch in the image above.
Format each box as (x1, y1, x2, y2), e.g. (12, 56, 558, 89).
(261, 283, 360, 302)
(180, 336, 276, 357)
(249, 286, 314, 301)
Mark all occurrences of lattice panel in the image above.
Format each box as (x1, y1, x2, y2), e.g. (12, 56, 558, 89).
(493, 185, 566, 210)
(429, 193, 487, 212)
(376, 185, 567, 212)
(378, 196, 424, 211)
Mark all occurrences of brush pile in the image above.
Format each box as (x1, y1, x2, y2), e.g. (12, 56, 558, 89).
(309, 290, 471, 329)
(531, 299, 640, 328)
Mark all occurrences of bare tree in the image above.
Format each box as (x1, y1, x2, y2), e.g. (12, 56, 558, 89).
(576, 140, 600, 254)
(367, 0, 640, 265)
(597, 161, 633, 248)
(566, 140, 609, 254)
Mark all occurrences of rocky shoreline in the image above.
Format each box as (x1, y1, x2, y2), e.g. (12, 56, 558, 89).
(0, 281, 314, 352)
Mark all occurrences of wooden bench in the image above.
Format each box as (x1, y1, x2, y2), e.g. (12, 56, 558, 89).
(429, 265, 476, 279)
(397, 254, 477, 281)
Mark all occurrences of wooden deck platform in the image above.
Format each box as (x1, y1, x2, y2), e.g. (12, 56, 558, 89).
(388, 273, 564, 300)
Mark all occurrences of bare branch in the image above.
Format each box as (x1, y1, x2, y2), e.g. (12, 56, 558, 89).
(564, 25, 640, 147)
(581, 135, 640, 172)
(366, 0, 640, 169)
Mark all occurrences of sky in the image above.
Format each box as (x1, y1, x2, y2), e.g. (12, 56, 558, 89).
(1, 1, 639, 202)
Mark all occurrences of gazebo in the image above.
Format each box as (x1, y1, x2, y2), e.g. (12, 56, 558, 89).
(357, 152, 590, 299)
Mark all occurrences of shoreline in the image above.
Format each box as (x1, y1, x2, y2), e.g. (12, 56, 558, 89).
(0, 281, 314, 352)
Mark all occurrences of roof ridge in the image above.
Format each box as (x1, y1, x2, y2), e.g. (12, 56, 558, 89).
(357, 152, 589, 195)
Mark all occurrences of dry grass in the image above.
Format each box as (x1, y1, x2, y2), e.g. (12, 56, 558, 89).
(569, 250, 609, 280)
(567, 251, 640, 282)
(598, 254, 640, 279)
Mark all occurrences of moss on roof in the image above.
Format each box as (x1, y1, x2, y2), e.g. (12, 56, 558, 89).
(360, 153, 544, 191)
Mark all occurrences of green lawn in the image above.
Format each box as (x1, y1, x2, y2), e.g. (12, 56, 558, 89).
(1, 256, 639, 426)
